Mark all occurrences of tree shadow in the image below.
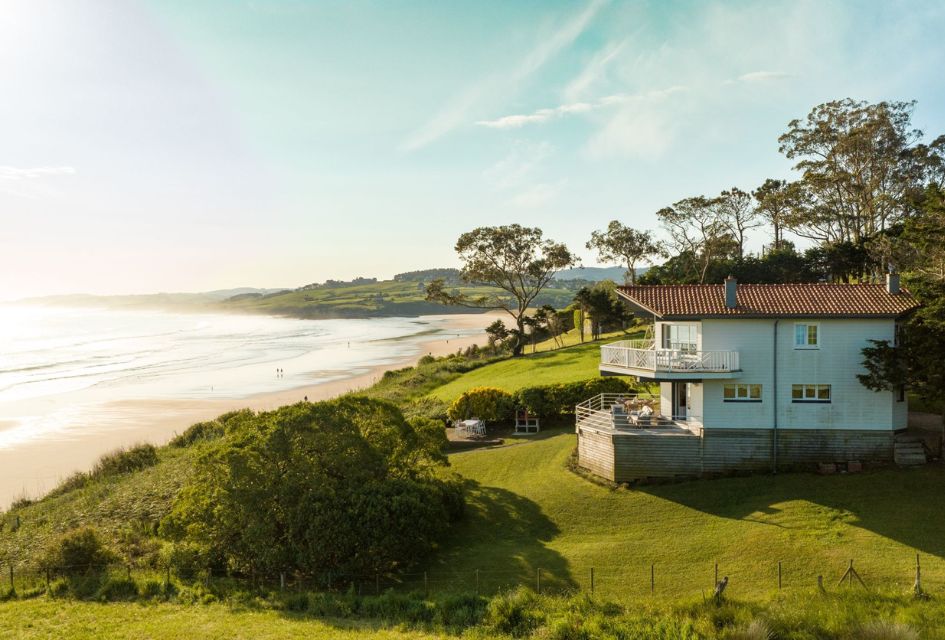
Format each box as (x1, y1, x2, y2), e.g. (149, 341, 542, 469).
(421, 479, 575, 594)
(638, 466, 945, 557)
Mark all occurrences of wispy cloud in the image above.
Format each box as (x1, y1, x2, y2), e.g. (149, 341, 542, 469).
(0, 166, 76, 180)
(401, 0, 607, 151)
(726, 70, 795, 84)
(564, 38, 629, 101)
(475, 86, 686, 129)
(507, 182, 562, 208)
(0, 166, 76, 198)
(483, 141, 553, 190)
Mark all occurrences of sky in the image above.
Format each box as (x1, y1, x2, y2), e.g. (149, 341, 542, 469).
(2, 0, 945, 299)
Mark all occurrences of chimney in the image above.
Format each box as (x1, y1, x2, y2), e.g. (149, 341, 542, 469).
(725, 275, 738, 309)
(886, 272, 900, 295)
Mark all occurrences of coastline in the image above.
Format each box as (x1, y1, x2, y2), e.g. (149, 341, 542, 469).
(0, 311, 503, 506)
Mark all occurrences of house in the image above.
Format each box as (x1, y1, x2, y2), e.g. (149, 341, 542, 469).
(575, 275, 921, 482)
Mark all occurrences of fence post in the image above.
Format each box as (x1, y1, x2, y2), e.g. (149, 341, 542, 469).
(45, 568, 50, 592)
(424, 571, 428, 597)
(475, 569, 480, 595)
(280, 572, 285, 591)
(714, 562, 718, 587)
(376, 572, 380, 595)
(536, 568, 541, 594)
(127, 565, 132, 581)
(650, 563, 654, 594)
(915, 554, 922, 597)
(590, 568, 595, 594)
(778, 561, 782, 590)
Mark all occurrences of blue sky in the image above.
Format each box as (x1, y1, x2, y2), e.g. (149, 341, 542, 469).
(2, 0, 944, 297)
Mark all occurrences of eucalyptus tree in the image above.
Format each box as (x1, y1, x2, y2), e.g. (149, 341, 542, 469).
(425, 224, 575, 356)
(657, 196, 737, 283)
(777, 99, 923, 246)
(586, 220, 662, 285)
(715, 187, 761, 258)
(752, 179, 799, 251)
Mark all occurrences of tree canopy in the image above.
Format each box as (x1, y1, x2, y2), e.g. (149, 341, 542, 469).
(586, 221, 661, 285)
(161, 397, 462, 578)
(426, 224, 575, 355)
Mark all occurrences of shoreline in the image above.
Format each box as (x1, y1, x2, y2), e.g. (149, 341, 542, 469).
(0, 311, 503, 507)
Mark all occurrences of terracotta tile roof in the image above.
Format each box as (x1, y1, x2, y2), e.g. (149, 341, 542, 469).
(616, 283, 920, 319)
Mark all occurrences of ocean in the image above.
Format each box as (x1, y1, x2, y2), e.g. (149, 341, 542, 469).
(0, 305, 483, 504)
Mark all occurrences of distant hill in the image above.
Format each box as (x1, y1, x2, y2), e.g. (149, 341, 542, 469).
(554, 266, 647, 282)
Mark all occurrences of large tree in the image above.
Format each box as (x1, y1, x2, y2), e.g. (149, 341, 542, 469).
(425, 224, 575, 356)
(715, 187, 761, 258)
(657, 196, 737, 283)
(778, 99, 923, 249)
(752, 178, 799, 251)
(586, 221, 662, 285)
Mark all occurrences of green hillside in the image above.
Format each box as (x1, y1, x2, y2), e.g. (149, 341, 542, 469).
(220, 280, 577, 319)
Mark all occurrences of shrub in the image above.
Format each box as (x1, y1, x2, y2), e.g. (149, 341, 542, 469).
(45, 471, 90, 499)
(41, 527, 114, 575)
(92, 444, 158, 478)
(514, 378, 638, 418)
(447, 387, 515, 422)
(96, 576, 139, 601)
(169, 420, 225, 448)
(484, 587, 545, 638)
(857, 620, 919, 640)
(435, 593, 487, 631)
(160, 541, 208, 581)
(140, 579, 165, 599)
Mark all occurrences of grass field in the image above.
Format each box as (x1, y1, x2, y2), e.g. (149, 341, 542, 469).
(429, 329, 640, 403)
(430, 428, 945, 600)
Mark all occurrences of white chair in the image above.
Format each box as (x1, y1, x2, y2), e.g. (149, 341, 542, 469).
(515, 409, 540, 434)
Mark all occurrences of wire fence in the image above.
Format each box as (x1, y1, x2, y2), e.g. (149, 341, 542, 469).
(1, 552, 941, 601)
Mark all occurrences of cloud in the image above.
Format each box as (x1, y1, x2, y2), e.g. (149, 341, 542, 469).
(0, 166, 76, 198)
(564, 38, 629, 101)
(401, 0, 607, 151)
(483, 141, 553, 190)
(506, 182, 562, 208)
(476, 86, 686, 129)
(0, 166, 76, 180)
(727, 70, 795, 84)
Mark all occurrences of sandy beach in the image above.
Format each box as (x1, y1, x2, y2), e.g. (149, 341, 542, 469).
(0, 311, 503, 506)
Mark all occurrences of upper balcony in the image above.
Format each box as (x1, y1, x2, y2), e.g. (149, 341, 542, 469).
(599, 339, 741, 380)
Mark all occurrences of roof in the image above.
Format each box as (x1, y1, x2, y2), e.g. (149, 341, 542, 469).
(615, 283, 920, 319)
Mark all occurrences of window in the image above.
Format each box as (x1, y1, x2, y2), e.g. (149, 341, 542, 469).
(898, 384, 906, 403)
(723, 384, 762, 402)
(794, 323, 819, 349)
(791, 384, 831, 403)
(662, 324, 697, 353)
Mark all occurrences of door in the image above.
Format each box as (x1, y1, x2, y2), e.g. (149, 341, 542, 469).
(673, 382, 690, 420)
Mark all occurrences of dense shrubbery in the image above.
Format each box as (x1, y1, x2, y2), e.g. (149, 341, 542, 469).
(447, 387, 516, 422)
(93, 444, 158, 477)
(515, 377, 639, 418)
(169, 409, 254, 448)
(40, 527, 115, 575)
(160, 398, 463, 578)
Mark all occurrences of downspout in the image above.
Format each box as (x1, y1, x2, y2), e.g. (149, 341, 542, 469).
(773, 319, 779, 474)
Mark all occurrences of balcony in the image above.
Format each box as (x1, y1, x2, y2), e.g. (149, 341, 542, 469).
(575, 393, 702, 434)
(599, 339, 741, 380)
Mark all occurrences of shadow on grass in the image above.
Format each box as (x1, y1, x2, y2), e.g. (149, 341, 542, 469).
(639, 465, 945, 557)
(421, 479, 575, 595)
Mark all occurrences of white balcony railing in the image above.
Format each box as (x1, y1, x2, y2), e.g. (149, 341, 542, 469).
(600, 340, 739, 374)
(575, 393, 702, 433)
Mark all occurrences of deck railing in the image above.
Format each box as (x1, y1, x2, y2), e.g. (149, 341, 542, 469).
(600, 340, 739, 373)
(575, 393, 702, 433)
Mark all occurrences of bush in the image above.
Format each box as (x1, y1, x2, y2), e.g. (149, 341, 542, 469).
(41, 527, 114, 575)
(169, 420, 224, 448)
(96, 576, 139, 601)
(92, 444, 158, 478)
(45, 471, 90, 499)
(447, 387, 515, 422)
(515, 378, 639, 418)
(484, 587, 545, 638)
(160, 541, 208, 581)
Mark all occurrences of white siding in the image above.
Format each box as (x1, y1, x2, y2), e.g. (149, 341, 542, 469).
(700, 318, 900, 431)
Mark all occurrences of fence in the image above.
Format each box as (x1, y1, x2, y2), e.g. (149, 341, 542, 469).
(1, 553, 940, 601)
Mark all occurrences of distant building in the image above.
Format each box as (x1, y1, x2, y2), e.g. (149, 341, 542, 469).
(576, 275, 920, 482)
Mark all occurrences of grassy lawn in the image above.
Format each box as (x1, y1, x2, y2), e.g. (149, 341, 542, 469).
(429, 430, 945, 600)
(0, 600, 444, 640)
(429, 329, 641, 403)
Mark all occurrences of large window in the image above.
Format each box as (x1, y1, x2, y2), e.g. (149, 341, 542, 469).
(794, 323, 820, 349)
(792, 384, 831, 403)
(662, 324, 697, 353)
(723, 384, 762, 402)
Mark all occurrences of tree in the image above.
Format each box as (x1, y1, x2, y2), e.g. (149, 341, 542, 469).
(778, 99, 923, 250)
(425, 224, 575, 356)
(586, 221, 662, 285)
(657, 197, 737, 283)
(161, 398, 462, 577)
(753, 179, 799, 251)
(573, 282, 632, 340)
(715, 187, 761, 258)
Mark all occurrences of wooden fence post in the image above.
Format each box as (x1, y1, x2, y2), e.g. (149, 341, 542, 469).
(590, 568, 595, 595)
(536, 568, 541, 594)
(914, 553, 922, 597)
(280, 572, 285, 591)
(650, 563, 655, 594)
(778, 561, 782, 590)
(475, 569, 480, 595)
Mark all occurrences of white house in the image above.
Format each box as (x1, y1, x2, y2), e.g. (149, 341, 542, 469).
(576, 275, 921, 482)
